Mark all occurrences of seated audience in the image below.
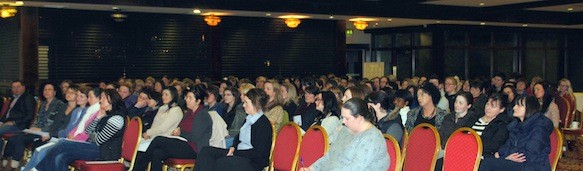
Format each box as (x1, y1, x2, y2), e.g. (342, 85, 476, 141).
(479, 95, 553, 171)
(134, 84, 212, 171)
(35, 89, 126, 171)
(2, 82, 66, 170)
(194, 88, 272, 171)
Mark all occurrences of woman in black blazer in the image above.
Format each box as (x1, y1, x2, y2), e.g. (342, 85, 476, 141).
(195, 88, 273, 171)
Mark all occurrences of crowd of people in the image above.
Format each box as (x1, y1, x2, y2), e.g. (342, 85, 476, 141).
(0, 72, 575, 171)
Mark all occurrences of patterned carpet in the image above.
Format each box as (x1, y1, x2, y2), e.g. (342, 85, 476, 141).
(557, 136, 583, 171)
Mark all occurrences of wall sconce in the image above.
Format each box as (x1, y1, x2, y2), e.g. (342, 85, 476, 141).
(353, 21, 368, 31)
(284, 18, 301, 28)
(204, 15, 221, 26)
(1, 6, 17, 19)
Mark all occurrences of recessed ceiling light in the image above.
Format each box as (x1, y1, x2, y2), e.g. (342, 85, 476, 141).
(522, 24, 528, 27)
(479, 2, 485, 6)
(193, 9, 201, 14)
(568, 7, 574, 11)
(15, 1, 24, 5)
(375, 23, 379, 25)
(329, 15, 334, 19)
(480, 22, 486, 25)
(266, 13, 272, 16)
(387, 18, 392, 21)
(436, 21, 441, 23)
(112, 7, 119, 10)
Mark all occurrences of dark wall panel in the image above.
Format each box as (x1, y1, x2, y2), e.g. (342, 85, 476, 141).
(220, 17, 339, 78)
(0, 14, 20, 83)
(40, 9, 211, 82)
(40, 9, 342, 82)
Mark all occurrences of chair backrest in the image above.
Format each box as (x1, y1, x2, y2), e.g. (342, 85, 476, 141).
(554, 94, 570, 129)
(123, 117, 143, 171)
(403, 123, 440, 171)
(0, 97, 11, 119)
(442, 128, 482, 171)
(296, 125, 329, 171)
(549, 127, 563, 171)
(384, 134, 402, 171)
(270, 122, 302, 171)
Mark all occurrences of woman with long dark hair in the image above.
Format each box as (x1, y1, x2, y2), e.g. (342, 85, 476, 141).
(367, 91, 404, 146)
(36, 89, 126, 171)
(533, 81, 560, 127)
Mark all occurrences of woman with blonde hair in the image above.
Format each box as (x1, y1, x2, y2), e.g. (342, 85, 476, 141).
(263, 80, 288, 131)
(557, 78, 576, 112)
(281, 82, 299, 122)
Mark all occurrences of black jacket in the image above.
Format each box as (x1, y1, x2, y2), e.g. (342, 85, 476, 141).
(439, 111, 479, 148)
(475, 113, 512, 157)
(232, 115, 273, 170)
(2, 92, 36, 130)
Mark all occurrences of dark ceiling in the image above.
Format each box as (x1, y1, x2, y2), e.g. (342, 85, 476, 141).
(28, 0, 583, 25)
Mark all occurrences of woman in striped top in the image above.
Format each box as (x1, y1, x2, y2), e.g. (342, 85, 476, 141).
(470, 93, 512, 157)
(35, 89, 126, 171)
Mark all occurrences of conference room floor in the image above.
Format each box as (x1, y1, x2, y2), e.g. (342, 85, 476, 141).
(558, 136, 583, 170)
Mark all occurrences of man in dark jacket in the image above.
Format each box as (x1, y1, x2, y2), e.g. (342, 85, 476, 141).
(0, 80, 36, 134)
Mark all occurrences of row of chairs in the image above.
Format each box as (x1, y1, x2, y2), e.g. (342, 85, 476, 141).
(389, 123, 563, 171)
(269, 122, 563, 171)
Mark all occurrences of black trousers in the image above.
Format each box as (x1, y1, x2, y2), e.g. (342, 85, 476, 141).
(478, 157, 524, 171)
(194, 146, 258, 171)
(134, 137, 196, 171)
(4, 133, 46, 161)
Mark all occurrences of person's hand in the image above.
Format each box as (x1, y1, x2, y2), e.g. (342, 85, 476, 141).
(171, 127, 181, 136)
(494, 152, 500, 158)
(97, 109, 107, 119)
(505, 153, 526, 163)
(226, 147, 235, 156)
(41, 135, 51, 142)
(142, 132, 151, 139)
(5, 121, 14, 126)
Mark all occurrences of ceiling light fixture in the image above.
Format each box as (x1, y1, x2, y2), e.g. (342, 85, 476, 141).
(329, 15, 334, 19)
(480, 22, 486, 25)
(522, 24, 528, 27)
(204, 15, 221, 26)
(266, 13, 271, 16)
(284, 18, 301, 28)
(353, 21, 368, 30)
(193, 9, 201, 14)
(387, 18, 392, 21)
(0, 6, 17, 19)
(110, 9, 127, 22)
(479, 2, 485, 6)
(567, 7, 574, 11)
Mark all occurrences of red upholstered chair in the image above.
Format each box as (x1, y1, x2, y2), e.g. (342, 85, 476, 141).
(270, 122, 302, 171)
(76, 117, 142, 171)
(549, 127, 563, 171)
(402, 123, 440, 171)
(162, 158, 196, 171)
(295, 125, 329, 171)
(554, 94, 571, 129)
(0, 97, 10, 119)
(384, 134, 402, 171)
(442, 128, 482, 171)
